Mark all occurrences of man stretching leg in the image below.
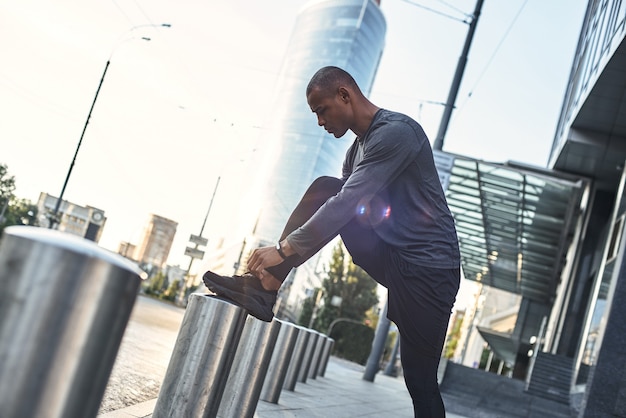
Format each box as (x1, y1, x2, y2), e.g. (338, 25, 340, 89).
(203, 66, 460, 417)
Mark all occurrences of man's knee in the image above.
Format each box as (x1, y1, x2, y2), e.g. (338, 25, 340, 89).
(308, 176, 343, 194)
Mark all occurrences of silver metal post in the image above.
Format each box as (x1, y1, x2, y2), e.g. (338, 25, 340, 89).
(384, 333, 401, 376)
(0, 226, 145, 418)
(260, 320, 301, 404)
(152, 294, 247, 418)
(308, 332, 327, 379)
(363, 301, 390, 382)
(218, 316, 281, 417)
(298, 330, 320, 383)
(318, 338, 335, 377)
(283, 325, 311, 391)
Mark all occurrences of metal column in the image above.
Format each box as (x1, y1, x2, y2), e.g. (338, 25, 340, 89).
(260, 320, 300, 403)
(217, 316, 281, 417)
(0, 226, 145, 418)
(152, 294, 247, 418)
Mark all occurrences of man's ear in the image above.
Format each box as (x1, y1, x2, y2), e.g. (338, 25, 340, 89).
(338, 86, 350, 103)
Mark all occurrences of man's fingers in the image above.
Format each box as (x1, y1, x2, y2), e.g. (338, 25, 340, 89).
(248, 250, 262, 271)
(248, 250, 258, 264)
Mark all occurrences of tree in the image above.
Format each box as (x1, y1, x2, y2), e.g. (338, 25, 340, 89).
(0, 164, 16, 200)
(0, 164, 38, 235)
(297, 294, 315, 327)
(143, 271, 168, 297)
(313, 241, 379, 333)
(307, 241, 379, 364)
(444, 311, 464, 359)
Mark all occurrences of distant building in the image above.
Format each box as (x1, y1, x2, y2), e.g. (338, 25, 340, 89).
(36, 192, 106, 242)
(165, 264, 187, 287)
(117, 241, 137, 260)
(135, 214, 178, 270)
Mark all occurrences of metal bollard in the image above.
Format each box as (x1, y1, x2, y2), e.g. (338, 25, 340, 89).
(0, 226, 145, 418)
(153, 294, 247, 418)
(217, 316, 281, 417)
(308, 333, 328, 379)
(283, 325, 310, 391)
(259, 320, 300, 403)
(298, 329, 320, 383)
(318, 338, 335, 377)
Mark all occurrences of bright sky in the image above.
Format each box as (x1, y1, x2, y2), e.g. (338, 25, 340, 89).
(1, 0, 587, 272)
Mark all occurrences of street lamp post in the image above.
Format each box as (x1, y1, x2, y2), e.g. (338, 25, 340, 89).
(48, 59, 110, 229)
(48, 23, 171, 229)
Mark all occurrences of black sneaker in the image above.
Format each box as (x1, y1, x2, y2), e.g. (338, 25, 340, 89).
(202, 271, 277, 322)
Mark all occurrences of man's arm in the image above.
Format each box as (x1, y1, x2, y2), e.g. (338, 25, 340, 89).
(287, 121, 421, 256)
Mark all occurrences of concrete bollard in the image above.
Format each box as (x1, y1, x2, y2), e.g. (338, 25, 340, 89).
(298, 330, 320, 383)
(283, 325, 311, 391)
(152, 294, 247, 418)
(259, 320, 300, 404)
(217, 316, 281, 417)
(308, 333, 328, 379)
(0, 226, 145, 418)
(318, 338, 335, 377)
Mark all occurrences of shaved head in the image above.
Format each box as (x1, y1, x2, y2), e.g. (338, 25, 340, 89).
(306, 66, 362, 97)
(306, 66, 378, 138)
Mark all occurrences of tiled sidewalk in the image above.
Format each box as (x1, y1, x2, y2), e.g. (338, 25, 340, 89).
(99, 357, 467, 418)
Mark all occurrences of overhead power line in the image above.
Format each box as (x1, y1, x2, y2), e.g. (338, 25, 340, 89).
(466, 0, 530, 99)
(452, 0, 530, 121)
(399, 0, 470, 23)
(433, 0, 474, 19)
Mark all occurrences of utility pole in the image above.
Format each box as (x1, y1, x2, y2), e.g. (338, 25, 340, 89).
(177, 176, 221, 306)
(433, 0, 484, 151)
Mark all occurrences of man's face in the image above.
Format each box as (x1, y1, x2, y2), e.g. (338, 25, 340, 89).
(307, 86, 352, 138)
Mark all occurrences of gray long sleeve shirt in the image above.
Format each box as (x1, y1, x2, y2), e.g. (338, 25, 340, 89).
(286, 109, 460, 269)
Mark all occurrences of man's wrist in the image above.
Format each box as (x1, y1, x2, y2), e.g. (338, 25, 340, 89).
(276, 241, 288, 260)
(277, 239, 295, 258)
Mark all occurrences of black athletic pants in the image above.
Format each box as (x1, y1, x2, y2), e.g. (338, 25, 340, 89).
(266, 176, 459, 417)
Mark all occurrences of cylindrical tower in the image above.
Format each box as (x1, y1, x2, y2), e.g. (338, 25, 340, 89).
(256, 0, 386, 242)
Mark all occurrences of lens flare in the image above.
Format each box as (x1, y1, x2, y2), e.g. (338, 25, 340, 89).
(355, 196, 391, 226)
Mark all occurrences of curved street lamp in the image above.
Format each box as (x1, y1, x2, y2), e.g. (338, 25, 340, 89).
(48, 23, 171, 229)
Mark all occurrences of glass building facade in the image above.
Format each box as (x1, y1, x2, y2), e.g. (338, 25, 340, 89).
(254, 0, 386, 243)
(440, 1, 626, 415)
(423, 1, 626, 415)
(546, 1, 626, 413)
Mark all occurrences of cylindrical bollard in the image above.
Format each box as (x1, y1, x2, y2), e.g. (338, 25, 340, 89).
(298, 330, 320, 383)
(283, 325, 311, 391)
(308, 333, 328, 379)
(260, 320, 300, 403)
(0, 226, 145, 418)
(153, 294, 248, 418)
(384, 334, 401, 376)
(218, 316, 281, 417)
(318, 338, 335, 377)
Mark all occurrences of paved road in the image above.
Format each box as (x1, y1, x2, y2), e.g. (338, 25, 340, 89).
(98, 295, 185, 414)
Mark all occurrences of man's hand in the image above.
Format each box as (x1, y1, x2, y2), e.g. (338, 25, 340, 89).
(248, 246, 283, 277)
(248, 246, 284, 291)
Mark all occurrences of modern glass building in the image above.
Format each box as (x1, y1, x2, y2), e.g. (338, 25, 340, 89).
(255, 0, 386, 243)
(250, 0, 386, 320)
(547, 0, 626, 414)
(436, 1, 626, 415)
